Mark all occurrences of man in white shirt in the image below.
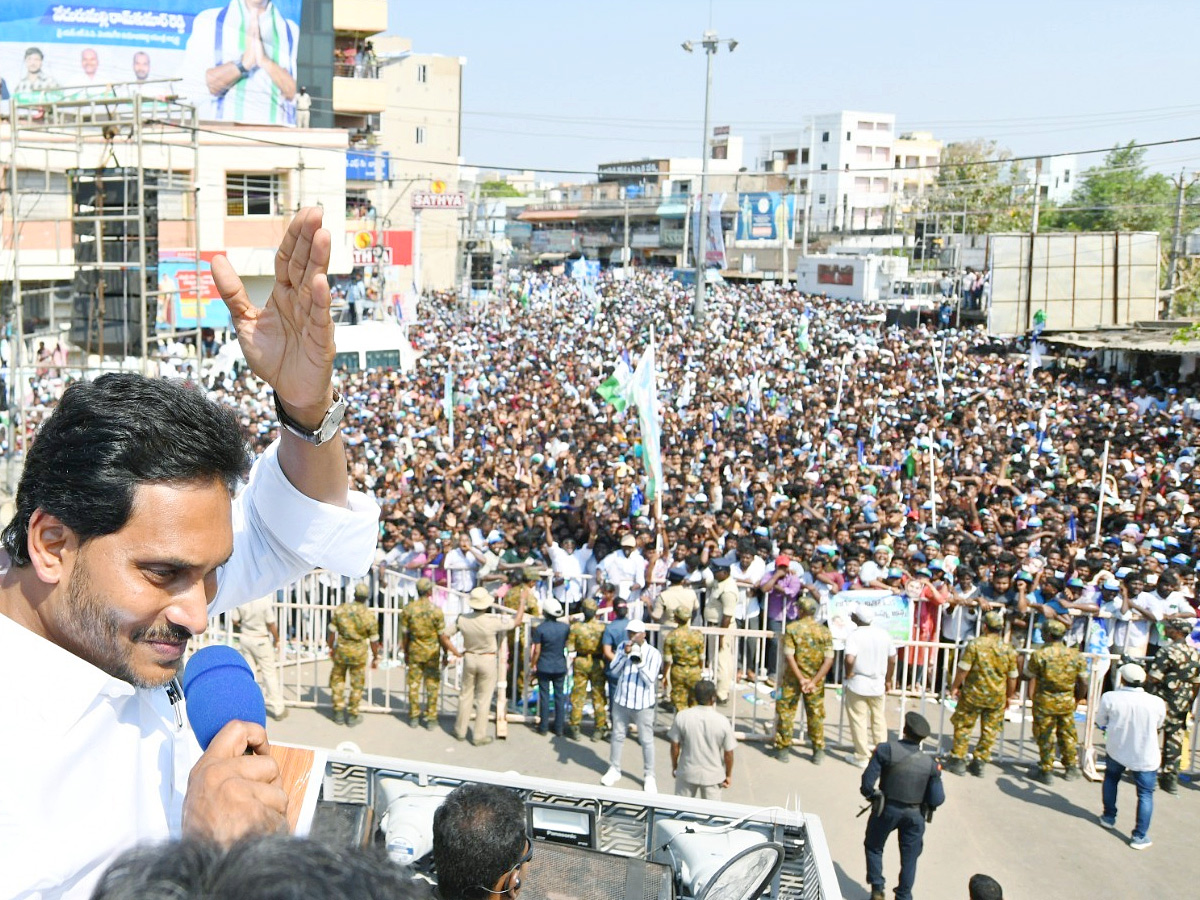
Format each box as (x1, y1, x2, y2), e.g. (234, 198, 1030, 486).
(1131, 572, 1195, 656)
(843, 605, 897, 767)
(1096, 663, 1167, 850)
(601, 620, 663, 793)
(600, 534, 646, 613)
(443, 532, 483, 594)
(0, 207, 379, 900)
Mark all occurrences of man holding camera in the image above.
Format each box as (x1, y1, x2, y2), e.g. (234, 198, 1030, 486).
(601, 620, 663, 792)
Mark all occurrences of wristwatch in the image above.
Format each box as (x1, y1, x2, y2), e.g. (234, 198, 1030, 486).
(273, 390, 347, 446)
(235, 60, 250, 79)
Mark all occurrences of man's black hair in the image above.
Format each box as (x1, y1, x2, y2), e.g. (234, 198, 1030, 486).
(91, 835, 419, 900)
(433, 783, 527, 900)
(968, 873, 1004, 900)
(694, 679, 716, 705)
(1, 374, 249, 567)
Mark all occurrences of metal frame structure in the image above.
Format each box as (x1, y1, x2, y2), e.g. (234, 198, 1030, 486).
(2, 82, 201, 478)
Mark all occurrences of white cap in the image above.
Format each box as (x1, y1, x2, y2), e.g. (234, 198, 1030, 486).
(853, 604, 876, 625)
(540, 597, 563, 618)
(625, 619, 647, 634)
(1119, 663, 1147, 686)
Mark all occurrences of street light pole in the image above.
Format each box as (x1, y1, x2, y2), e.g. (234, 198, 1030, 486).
(682, 31, 736, 327)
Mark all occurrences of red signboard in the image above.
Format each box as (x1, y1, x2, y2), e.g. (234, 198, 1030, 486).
(817, 263, 854, 286)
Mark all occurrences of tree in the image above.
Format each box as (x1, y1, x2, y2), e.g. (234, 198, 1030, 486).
(478, 180, 523, 198)
(1040, 143, 1174, 234)
(923, 139, 1030, 234)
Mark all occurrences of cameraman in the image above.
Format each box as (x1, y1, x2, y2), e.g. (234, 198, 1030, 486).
(600, 620, 663, 793)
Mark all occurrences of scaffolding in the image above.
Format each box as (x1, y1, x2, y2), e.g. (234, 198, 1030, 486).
(1, 81, 201, 479)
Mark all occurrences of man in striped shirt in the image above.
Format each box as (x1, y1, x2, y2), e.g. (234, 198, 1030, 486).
(601, 620, 663, 793)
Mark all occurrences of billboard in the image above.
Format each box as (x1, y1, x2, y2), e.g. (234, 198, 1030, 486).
(817, 263, 854, 286)
(0, 0, 302, 126)
(346, 150, 391, 182)
(156, 251, 232, 329)
(735, 192, 796, 242)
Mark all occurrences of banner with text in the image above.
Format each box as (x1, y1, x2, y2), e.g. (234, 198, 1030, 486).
(0, 0, 303, 126)
(825, 589, 913, 649)
(156, 251, 231, 329)
(735, 192, 796, 242)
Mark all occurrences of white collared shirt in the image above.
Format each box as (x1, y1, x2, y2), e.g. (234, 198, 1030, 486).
(0, 440, 380, 900)
(1096, 686, 1166, 772)
(610, 640, 663, 710)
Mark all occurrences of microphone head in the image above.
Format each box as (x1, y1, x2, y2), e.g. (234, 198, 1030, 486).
(182, 644, 267, 750)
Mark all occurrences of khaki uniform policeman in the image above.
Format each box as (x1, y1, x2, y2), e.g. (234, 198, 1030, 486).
(773, 596, 834, 763)
(401, 577, 459, 729)
(946, 611, 1018, 775)
(705, 559, 739, 703)
(1026, 619, 1086, 783)
(662, 605, 706, 711)
(652, 567, 699, 626)
(566, 598, 608, 740)
(233, 593, 288, 720)
(327, 583, 380, 726)
(449, 586, 524, 745)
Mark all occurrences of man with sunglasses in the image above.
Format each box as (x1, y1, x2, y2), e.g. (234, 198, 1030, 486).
(433, 783, 532, 899)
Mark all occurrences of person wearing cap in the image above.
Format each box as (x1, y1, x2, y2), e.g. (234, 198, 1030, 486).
(667, 680, 736, 800)
(662, 605, 706, 712)
(327, 583, 381, 727)
(601, 619, 663, 792)
(760, 555, 803, 681)
(599, 533, 647, 618)
(860, 711, 945, 900)
(1145, 617, 1200, 794)
(1025, 619, 1087, 784)
(704, 557, 740, 704)
(531, 597, 570, 737)
(772, 596, 834, 764)
(447, 587, 525, 746)
(566, 598, 608, 741)
(1096, 663, 1167, 849)
(844, 604, 898, 767)
(651, 565, 699, 629)
(400, 576, 459, 730)
(945, 611, 1019, 776)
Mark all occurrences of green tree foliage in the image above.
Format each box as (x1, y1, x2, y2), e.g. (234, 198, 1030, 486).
(478, 180, 523, 198)
(924, 139, 1030, 233)
(1041, 143, 1176, 234)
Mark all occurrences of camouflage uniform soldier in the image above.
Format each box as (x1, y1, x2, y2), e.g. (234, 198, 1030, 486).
(1026, 619, 1087, 783)
(773, 596, 834, 764)
(662, 605, 706, 712)
(567, 598, 608, 740)
(946, 611, 1018, 776)
(1147, 618, 1200, 794)
(401, 577, 458, 729)
(328, 583, 381, 726)
(504, 569, 541, 690)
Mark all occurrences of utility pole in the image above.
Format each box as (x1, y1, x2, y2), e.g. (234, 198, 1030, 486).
(1030, 159, 1042, 235)
(801, 118, 814, 257)
(622, 186, 631, 278)
(1167, 169, 1198, 314)
(682, 31, 737, 326)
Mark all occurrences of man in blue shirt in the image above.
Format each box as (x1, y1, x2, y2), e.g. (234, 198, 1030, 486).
(531, 597, 570, 736)
(601, 620, 663, 792)
(601, 599, 630, 721)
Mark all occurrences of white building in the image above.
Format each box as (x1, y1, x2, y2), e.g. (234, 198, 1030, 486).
(1015, 155, 1077, 206)
(761, 111, 897, 232)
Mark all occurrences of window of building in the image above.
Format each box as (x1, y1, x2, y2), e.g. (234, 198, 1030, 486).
(906, 155, 919, 169)
(856, 145, 873, 162)
(857, 120, 874, 131)
(821, 131, 830, 142)
(854, 177, 871, 192)
(800, 148, 809, 164)
(894, 156, 902, 169)
(819, 163, 828, 171)
(366, 349, 401, 369)
(226, 172, 284, 216)
(334, 351, 360, 373)
(346, 188, 371, 218)
(415, 126, 426, 144)
(873, 177, 889, 193)
(875, 147, 889, 161)
(925, 156, 938, 167)
(846, 131, 851, 141)
(711, 143, 727, 160)
(1040, 184, 1049, 198)
(844, 163, 850, 171)
(799, 179, 808, 191)
(1063, 169, 1070, 183)
(875, 121, 891, 132)
(818, 194, 827, 204)
(417, 64, 428, 83)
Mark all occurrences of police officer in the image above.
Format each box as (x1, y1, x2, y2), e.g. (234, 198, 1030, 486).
(662, 605, 705, 712)
(1146, 618, 1200, 794)
(400, 577, 460, 729)
(566, 598, 608, 741)
(1026, 618, 1086, 783)
(945, 610, 1018, 776)
(327, 583, 381, 726)
(773, 596, 833, 763)
(861, 711, 945, 900)
(653, 566, 699, 626)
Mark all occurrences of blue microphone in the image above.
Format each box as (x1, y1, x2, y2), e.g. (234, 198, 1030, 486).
(182, 645, 267, 750)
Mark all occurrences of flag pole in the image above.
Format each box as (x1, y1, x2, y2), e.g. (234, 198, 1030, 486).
(1094, 439, 1110, 546)
(650, 324, 663, 527)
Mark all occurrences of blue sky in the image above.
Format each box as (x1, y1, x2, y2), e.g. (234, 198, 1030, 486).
(389, 0, 1199, 179)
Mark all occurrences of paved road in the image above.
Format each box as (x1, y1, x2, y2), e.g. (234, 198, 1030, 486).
(270, 695, 1195, 900)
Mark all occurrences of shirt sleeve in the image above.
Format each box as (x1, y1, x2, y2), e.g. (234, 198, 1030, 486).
(211, 441, 380, 616)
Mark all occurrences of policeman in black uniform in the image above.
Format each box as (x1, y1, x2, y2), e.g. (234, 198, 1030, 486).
(860, 711, 945, 900)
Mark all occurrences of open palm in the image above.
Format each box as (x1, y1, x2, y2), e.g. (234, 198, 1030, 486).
(212, 207, 335, 422)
